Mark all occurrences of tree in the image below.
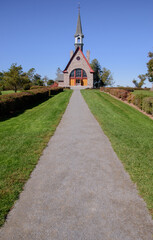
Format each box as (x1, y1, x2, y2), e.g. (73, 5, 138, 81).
(27, 68, 35, 82)
(132, 74, 146, 88)
(33, 74, 44, 86)
(132, 79, 139, 88)
(42, 76, 49, 86)
(90, 59, 114, 87)
(0, 72, 5, 90)
(47, 79, 54, 85)
(146, 51, 153, 90)
(55, 68, 64, 81)
(101, 67, 114, 86)
(90, 59, 102, 87)
(3, 63, 29, 92)
(0, 72, 3, 81)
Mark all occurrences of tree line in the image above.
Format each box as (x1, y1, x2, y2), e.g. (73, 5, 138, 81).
(0, 64, 54, 92)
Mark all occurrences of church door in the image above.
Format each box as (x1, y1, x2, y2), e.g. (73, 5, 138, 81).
(69, 69, 87, 86)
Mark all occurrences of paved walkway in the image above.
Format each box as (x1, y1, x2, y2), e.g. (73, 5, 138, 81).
(0, 90, 153, 240)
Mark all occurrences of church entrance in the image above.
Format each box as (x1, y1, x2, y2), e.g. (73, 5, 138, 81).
(69, 69, 87, 86)
(76, 79, 81, 85)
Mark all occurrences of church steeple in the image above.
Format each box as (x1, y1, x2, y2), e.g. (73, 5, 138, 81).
(74, 5, 84, 51)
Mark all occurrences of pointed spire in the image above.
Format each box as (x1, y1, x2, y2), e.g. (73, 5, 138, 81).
(74, 4, 84, 37)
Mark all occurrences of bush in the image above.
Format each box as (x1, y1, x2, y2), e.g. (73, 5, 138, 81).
(100, 87, 130, 100)
(0, 87, 63, 117)
(133, 94, 148, 109)
(100, 87, 150, 92)
(30, 85, 44, 89)
(142, 97, 153, 115)
(23, 83, 31, 90)
(100, 87, 153, 115)
(127, 92, 135, 103)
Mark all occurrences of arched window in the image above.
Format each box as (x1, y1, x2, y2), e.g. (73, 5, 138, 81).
(69, 69, 87, 79)
(70, 70, 74, 77)
(77, 37, 80, 43)
(83, 70, 87, 77)
(76, 69, 81, 77)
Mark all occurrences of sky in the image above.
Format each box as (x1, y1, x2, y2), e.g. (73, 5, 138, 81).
(0, 0, 153, 87)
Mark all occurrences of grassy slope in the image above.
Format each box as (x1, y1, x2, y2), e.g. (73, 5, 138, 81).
(0, 90, 72, 226)
(133, 90, 153, 96)
(81, 90, 153, 216)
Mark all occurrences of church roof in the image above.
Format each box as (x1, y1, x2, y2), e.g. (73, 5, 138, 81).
(74, 12, 84, 37)
(63, 47, 94, 73)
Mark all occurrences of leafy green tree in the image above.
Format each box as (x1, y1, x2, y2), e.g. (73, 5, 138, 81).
(0, 72, 3, 81)
(132, 74, 146, 88)
(132, 79, 139, 88)
(148, 52, 153, 58)
(146, 51, 153, 90)
(101, 67, 114, 86)
(90, 59, 102, 87)
(0, 72, 5, 90)
(47, 79, 54, 85)
(3, 63, 29, 92)
(90, 59, 114, 87)
(27, 68, 35, 82)
(33, 74, 44, 86)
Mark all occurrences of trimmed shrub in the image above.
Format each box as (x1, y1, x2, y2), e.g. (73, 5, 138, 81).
(133, 94, 148, 109)
(30, 85, 44, 89)
(100, 87, 130, 100)
(127, 92, 135, 103)
(0, 87, 63, 117)
(100, 87, 153, 115)
(100, 87, 150, 92)
(142, 97, 153, 115)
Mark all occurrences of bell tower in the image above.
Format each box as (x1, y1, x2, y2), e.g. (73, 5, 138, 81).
(74, 4, 84, 51)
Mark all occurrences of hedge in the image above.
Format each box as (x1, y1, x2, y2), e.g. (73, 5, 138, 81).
(100, 87, 150, 92)
(0, 87, 63, 117)
(100, 87, 153, 115)
(142, 97, 153, 115)
(100, 87, 130, 100)
(133, 94, 149, 109)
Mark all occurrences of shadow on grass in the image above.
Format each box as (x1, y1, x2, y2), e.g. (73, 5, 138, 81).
(0, 96, 55, 122)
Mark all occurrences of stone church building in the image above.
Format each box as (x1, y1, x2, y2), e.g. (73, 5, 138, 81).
(58, 10, 94, 88)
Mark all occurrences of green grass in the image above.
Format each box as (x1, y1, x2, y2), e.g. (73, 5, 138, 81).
(1, 90, 20, 95)
(0, 90, 72, 226)
(81, 89, 153, 217)
(133, 90, 153, 96)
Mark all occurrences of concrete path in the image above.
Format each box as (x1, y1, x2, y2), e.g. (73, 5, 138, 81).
(0, 90, 153, 240)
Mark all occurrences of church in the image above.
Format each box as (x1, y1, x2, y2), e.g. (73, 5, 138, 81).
(58, 9, 94, 88)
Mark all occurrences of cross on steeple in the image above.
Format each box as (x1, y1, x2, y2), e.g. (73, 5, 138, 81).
(78, 2, 80, 14)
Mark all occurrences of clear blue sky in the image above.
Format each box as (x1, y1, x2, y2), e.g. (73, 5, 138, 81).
(0, 0, 153, 87)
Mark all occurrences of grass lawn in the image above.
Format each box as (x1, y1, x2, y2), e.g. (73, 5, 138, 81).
(1, 90, 20, 95)
(0, 90, 72, 226)
(81, 89, 153, 217)
(133, 90, 153, 97)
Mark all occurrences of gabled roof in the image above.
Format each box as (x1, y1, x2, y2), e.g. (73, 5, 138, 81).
(63, 47, 94, 73)
(74, 12, 84, 38)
